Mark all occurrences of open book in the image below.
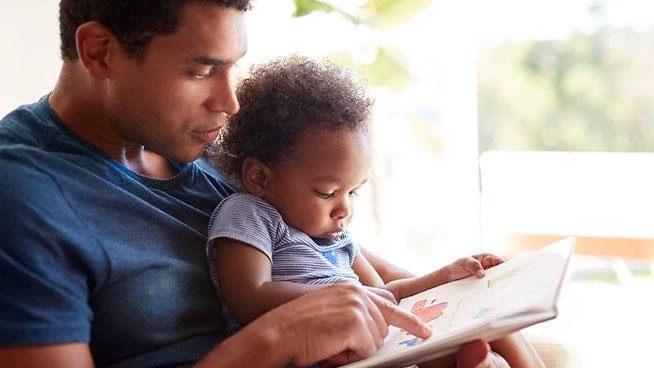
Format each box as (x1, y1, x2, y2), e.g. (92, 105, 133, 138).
(341, 236, 576, 368)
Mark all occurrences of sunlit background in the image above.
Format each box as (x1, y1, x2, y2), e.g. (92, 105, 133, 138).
(2, 1, 654, 366)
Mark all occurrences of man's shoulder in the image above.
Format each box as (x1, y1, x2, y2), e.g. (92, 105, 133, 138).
(0, 96, 58, 148)
(0, 139, 83, 191)
(0, 144, 60, 181)
(1, 98, 112, 191)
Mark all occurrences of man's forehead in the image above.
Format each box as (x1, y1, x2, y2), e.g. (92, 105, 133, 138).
(150, 4, 247, 65)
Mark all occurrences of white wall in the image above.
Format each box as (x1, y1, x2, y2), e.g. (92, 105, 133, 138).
(0, 2, 61, 117)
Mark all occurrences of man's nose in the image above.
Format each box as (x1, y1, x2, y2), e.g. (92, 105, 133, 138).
(204, 73, 240, 116)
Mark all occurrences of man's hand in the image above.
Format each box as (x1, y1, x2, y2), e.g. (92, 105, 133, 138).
(197, 282, 428, 368)
(253, 283, 431, 367)
(446, 253, 504, 282)
(363, 285, 398, 304)
(198, 283, 528, 368)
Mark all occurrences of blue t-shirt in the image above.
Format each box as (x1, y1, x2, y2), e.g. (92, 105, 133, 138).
(0, 96, 236, 367)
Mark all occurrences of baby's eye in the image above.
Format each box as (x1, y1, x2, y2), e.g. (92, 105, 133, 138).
(348, 190, 359, 198)
(315, 190, 335, 199)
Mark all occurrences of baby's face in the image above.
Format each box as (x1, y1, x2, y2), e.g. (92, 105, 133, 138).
(263, 127, 372, 239)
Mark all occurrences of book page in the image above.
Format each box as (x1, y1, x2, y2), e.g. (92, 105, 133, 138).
(341, 236, 575, 368)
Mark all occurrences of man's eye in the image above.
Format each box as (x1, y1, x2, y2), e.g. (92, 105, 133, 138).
(191, 68, 214, 79)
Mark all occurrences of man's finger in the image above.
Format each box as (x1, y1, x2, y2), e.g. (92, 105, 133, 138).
(370, 293, 432, 339)
(363, 302, 386, 350)
(362, 291, 391, 339)
(365, 286, 397, 304)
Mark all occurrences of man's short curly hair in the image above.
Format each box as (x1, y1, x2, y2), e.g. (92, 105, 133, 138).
(208, 56, 373, 186)
(59, 0, 251, 61)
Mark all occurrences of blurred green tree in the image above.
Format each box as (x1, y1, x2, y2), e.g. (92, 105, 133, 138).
(292, 0, 431, 91)
(477, 2, 654, 153)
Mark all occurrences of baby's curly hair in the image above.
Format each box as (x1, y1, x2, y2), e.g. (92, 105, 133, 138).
(208, 56, 373, 186)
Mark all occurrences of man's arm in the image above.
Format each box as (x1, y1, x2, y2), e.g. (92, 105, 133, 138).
(0, 285, 511, 368)
(0, 284, 425, 368)
(0, 343, 94, 368)
(0, 158, 98, 368)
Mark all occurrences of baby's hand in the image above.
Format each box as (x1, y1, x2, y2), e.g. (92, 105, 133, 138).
(447, 253, 504, 282)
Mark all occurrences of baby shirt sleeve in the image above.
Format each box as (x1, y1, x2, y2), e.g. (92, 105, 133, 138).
(344, 233, 362, 266)
(207, 193, 285, 263)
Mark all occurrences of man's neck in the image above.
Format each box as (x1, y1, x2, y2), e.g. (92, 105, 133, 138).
(122, 148, 176, 179)
(49, 65, 175, 179)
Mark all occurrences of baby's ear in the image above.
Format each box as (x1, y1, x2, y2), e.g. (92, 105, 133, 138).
(242, 157, 269, 197)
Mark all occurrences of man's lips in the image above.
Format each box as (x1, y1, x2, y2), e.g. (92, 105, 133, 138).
(194, 127, 222, 143)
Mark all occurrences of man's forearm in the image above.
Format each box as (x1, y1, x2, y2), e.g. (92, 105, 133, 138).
(195, 317, 288, 368)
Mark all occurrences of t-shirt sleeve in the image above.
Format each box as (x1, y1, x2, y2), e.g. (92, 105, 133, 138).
(0, 151, 99, 345)
(345, 233, 361, 266)
(207, 194, 284, 263)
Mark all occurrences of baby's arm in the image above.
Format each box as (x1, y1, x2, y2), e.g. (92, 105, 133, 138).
(354, 253, 543, 368)
(354, 253, 503, 301)
(389, 254, 503, 300)
(360, 247, 414, 281)
(350, 253, 401, 303)
(215, 237, 325, 325)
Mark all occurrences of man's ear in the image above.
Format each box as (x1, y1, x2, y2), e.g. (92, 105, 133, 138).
(242, 157, 271, 198)
(75, 21, 120, 79)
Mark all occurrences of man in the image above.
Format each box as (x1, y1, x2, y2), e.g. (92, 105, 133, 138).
(0, 1, 541, 367)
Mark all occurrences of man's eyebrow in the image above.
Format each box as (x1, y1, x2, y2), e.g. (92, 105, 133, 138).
(191, 56, 227, 66)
